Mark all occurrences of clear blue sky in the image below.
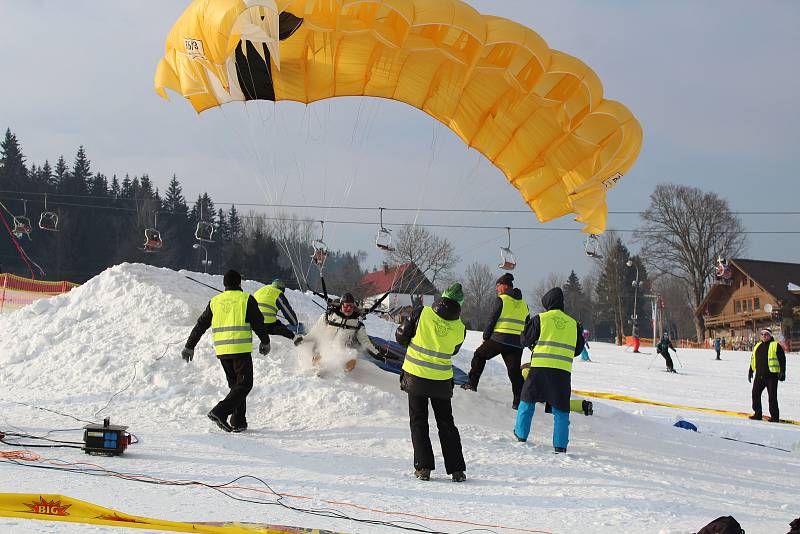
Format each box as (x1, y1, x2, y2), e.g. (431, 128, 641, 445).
(1, 1, 798, 291)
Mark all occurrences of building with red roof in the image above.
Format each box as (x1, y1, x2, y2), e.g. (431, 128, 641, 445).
(355, 262, 438, 322)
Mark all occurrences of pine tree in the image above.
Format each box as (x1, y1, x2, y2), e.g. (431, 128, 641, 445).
(54, 155, 69, 193)
(217, 208, 230, 242)
(163, 175, 187, 214)
(110, 175, 121, 198)
(228, 204, 242, 240)
(89, 173, 108, 197)
(40, 160, 55, 191)
(139, 174, 154, 199)
(0, 128, 28, 191)
(121, 175, 133, 198)
(70, 146, 92, 195)
(563, 270, 585, 321)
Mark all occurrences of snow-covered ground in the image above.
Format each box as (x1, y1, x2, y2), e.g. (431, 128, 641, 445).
(0, 264, 798, 534)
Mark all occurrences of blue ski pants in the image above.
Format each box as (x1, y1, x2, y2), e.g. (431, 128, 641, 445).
(514, 401, 570, 450)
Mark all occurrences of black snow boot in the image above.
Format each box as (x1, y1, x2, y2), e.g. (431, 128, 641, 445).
(207, 411, 232, 432)
(554, 447, 567, 454)
(451, 471, 466, 482)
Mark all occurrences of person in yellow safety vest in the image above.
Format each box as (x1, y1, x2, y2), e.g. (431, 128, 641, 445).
(395, 283, 467, 483)
(748, 327, 786, 422)
(513, 287, 585, 453)
(182, 270, 271, 433)
(461, 273, 529, 410)
(253, 278, 301, 341)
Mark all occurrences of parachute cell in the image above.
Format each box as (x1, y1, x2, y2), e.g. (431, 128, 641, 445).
(155, 0, 642, 233)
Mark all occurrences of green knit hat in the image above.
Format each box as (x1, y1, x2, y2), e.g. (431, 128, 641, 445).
(441, 283, 464, 306)
(271, 278, 285, 290)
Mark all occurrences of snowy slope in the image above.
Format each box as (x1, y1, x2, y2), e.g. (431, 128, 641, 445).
(0, 264, 798, 534)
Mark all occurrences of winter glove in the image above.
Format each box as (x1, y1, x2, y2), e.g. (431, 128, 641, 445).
(747, 368, 753, 383)
(293, 336, 304, 347)
(181, 347, 194, 363)
(258, 341, 271, 356)
(779, 372, 786, 382)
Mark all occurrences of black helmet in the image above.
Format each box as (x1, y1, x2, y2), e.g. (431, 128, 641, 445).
(341, 292, 355, 304)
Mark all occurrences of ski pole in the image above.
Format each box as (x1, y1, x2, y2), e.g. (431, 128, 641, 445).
(673, 349, 684, 368)
(184, 276, 221, 293)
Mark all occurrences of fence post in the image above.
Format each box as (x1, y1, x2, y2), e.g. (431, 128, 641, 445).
(0, 275, 6, 313)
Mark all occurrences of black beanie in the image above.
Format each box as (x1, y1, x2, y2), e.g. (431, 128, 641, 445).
(496, 273, 514, 287)
(341, 292, 355, 303)
(223, 269, 242, 288)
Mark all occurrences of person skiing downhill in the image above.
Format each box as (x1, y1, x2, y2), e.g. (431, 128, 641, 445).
(580, 330, 592, 361)
(656, 332, 677, 373)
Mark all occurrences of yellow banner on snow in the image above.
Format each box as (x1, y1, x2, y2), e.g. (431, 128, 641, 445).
(572, 389, 800, 426)
(0, 494, 343, 533)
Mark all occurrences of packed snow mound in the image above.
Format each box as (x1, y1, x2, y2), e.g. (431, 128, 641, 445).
(0, 263, 402, 432)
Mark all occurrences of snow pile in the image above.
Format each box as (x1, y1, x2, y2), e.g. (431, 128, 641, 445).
(0, 263, 799, 534)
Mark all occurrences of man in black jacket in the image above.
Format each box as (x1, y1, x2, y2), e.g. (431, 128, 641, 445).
(461, 273, 529, 409)
(182, 270, 271, 433)
(748, 328, 787, 422)
(396, 283, 467, 482)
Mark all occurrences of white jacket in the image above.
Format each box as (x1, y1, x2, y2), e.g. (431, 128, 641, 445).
(306, 310, 379, 356)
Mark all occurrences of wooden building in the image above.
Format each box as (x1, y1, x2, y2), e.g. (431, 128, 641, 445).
(696, 259, 800, 352)
(355, 262, 438, 323)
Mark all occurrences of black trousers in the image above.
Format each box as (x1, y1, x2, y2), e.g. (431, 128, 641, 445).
(468, 339, 524, 402)
(752, 375, 780, 420)
(407, 394, 465, 474)
(659, 350, 674, 370)
(266, 321, 295, 340)
(213, 356, 254, 428)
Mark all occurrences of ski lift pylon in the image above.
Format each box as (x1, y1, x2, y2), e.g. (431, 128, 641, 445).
(143, 212, 163, 253)
(38, 194, 59, 232)
(498, 227, 516, 271)
(12, 199, 33, 240)
(584, 234, 603, 259)
(311, 220, 328, 269)
(375, 207, 395, 252)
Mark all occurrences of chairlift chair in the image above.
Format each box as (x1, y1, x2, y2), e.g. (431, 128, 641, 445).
(584, 234, 603, 259)
(498, 227, 516, 270)
(12, 200, 32, 239)
(311, 221, 328, 269)
(38, 194, 59, 231)
(143, 228, 163, 253)
(143, 212, 163, 253)
(195, 221, 215, 243)
(375, 208, 395, 252)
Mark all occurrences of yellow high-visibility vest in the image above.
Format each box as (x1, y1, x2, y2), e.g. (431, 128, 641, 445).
(751, 341, 781, 374)
(210, 290, 253, 356)
(493, 294, 529, 336)
(402, 306, 465, 381)
(531, 309, 578, 373)
(253, 285, 282, 324)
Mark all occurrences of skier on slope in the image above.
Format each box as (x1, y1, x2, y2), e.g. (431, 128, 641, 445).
(253, 278, 302, 341)
(298, 292, 385, 371)
(656, 332, 677, 373)
(580, 329, 592, 361)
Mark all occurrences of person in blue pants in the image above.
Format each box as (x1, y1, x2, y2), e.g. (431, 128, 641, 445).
(514, 287, 584, 453)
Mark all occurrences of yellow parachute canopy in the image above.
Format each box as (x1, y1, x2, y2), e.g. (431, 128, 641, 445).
(155, 0, 643, 233)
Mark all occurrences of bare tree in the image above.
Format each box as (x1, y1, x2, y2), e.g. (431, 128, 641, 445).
(387, 225, 460, 288)
(529, 272, 566, 314)
(461, 262, 496, 330)
(651, 274, 696, 340)
(636, 184, 746, 341)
